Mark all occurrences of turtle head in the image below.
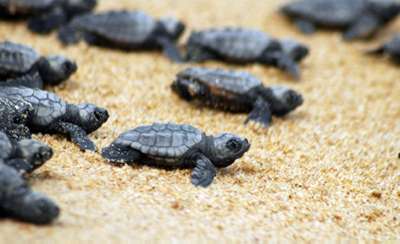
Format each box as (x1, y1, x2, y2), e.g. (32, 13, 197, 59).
(159, 17, 185, 40)
(15, 192, 60, 225)
(210, 133, 250, 168)
(75, 103, 109, 133)
(16, 140, 53, 172)
(270, 86, 303, 116)
(280, 39, 309, 62)
(38, 55, 77, 86)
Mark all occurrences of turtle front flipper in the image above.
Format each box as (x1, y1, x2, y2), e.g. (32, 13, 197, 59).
(275, 53, 300, 79)
(191, 155, 217, 187)
(294, 18, 316, 34)
(50, 121, 95, 151)
(245, 98, 272, 128)
(101, 143, 142, 166)
(343, 15, 380, 41)
(3, 72, 44, 89)
(156, 37, 183, 63)
(27, 7, 68, 34)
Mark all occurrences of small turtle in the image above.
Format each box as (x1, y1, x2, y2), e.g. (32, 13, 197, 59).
(58, 10, 185, 62)
(0, 86, 109, 151)
(102, 123, 250, 187)
(0, 131, 53, 175)
(0, 41, 77, 89)
(0, 95, 33, 141)
(367, 35, 400, 62)
(0, 0, 97, 34)
(0, 160, 59, 224)
(184, 27, 309, 79)
(171, 67, 304, 128)
(281, 0, 400, 40)
(27, 0, 98, 34)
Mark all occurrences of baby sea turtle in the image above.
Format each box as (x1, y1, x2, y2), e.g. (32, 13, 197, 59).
(0, 95, 33, 141)
(0, 160, 59, 224)
(0, 131, 53, 175)
(58, 10, 185, 62)
(27, 0, 97, 34)
(281, 0, 400, 40)
(0, 41, 77, 89)
(0, 0, 97, 34)
(184, 27, 309, 79)
(367, 35, 400, 62)
(0, 86, 109, 151)
(102, 123, 250, 187)
(171, 67, 304, 128)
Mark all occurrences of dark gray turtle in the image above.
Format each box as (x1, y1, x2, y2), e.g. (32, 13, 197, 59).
(0, 160, 59, 224)
(0, 41, 77, 89)
(367, 35, 400, 62)
(281, 0, 400, 40)
(184, 27, 309, 79)
(0, 131, 53, 175)
(58, 10, 185, 62)
(171, 67, 304, 128)
(0, 86, 109, 151)
(0, 0, 97, 34)
(27, 0, 97, 34)
(102, 122, 250, 187)
(0, 95, 33, 141)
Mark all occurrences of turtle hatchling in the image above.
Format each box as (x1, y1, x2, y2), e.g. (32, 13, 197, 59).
(0, 41, 77, 89)
(0, 160, 59, 224)
(58, 10, 185, 62)
(184, 27, 309, 79)
(171, 67, 304, 128)
(0, 131, 53, 175)
(367, 34, 400, 63)
(0, 95, 33, 141)
(0, 86, 109, 151)
(0, 0, 97, 34)
(102, 123, 250, 187)
(281, 0, 400, 40)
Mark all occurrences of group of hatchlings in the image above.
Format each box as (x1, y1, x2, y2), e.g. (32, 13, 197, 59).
(0, 0, 399, 225)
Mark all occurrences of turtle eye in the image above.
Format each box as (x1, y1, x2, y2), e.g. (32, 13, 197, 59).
(226, 139, 241, 152)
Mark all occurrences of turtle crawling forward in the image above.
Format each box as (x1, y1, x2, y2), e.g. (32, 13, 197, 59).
(0, 0, 97, 34)
(172, 67, 304, 128)
(368, 35, 400, 63)
(0, 86, 109, 151)
(281, 0, 400, 40)
(184, 27, 309, 79)
(58, 10, 185, 62)
(0, 131, 53, 175)
(102, 123, 250, 187)
(0, 41, 77, 89)
(0, 160, 59, 224)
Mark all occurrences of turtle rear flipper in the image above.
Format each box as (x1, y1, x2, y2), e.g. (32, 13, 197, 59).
(28, 7, 67, 34)
(343, 15, 380, 41)
(101, 144, 142, 165)
(58, 25, 82, 45)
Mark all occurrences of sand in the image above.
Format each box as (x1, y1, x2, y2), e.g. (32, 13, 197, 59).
(0, 0, 399, 242)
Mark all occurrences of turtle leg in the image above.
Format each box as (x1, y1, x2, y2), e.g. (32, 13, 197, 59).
(343, 15, 380, 41)
(294, 18, 316, 34)
(101, 143, 142, 166)
(191, 154, 217, 187)
(27, 7, 67, 34)
(3, 159, 33, 175)
(185, 44, 217, 62)
(49, 121, 95, 151)
(156, 37, 183, 63)
(58, 25, 82, 45)
(244, 98, 272, 128)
